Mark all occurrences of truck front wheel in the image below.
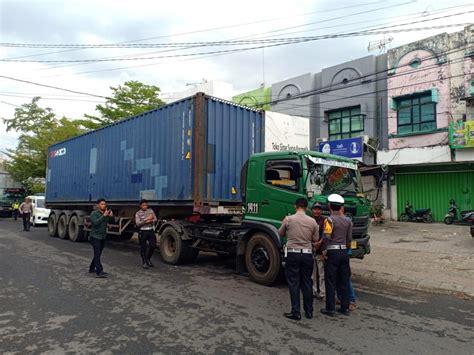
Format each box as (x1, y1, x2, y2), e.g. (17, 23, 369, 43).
(245, 233, 281, 286)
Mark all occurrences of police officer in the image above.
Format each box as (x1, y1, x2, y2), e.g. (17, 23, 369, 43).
(279, 198, 319, 321)
(311, 202, 326, 300)
(320, 194, 352, 317)
(135, 199, 158, 269)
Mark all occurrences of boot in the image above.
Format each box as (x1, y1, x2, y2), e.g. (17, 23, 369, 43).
(140, 250, 149, 269)
(146, 248, 155, 267)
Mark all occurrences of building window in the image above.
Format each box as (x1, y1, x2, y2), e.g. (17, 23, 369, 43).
(409, 58, 421, 68)
(396, 92, 436, 134)
(328, 106, 364, 140)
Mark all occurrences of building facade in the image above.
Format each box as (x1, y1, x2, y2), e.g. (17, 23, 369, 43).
(378, 25, 474, 221)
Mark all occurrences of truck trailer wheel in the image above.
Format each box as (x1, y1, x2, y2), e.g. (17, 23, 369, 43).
(245, 233, 281, 286)
(160, 227, 197, 264)
(68, 215, 85, 242)
(47, 214, 58, 238)
(160, 227, 184, 264)
(57, 214, 69, 240)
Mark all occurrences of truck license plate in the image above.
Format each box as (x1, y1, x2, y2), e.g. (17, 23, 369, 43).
(351, 241, 357, 249)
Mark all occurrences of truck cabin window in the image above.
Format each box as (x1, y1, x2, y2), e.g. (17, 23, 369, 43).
(265, 160, 301, 191)
(305, 156, 361, 197)
(319, 165, 360, 196)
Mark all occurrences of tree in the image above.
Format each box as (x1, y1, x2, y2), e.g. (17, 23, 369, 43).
(2, 97, 84, 191)
(82, 80, 165, 128)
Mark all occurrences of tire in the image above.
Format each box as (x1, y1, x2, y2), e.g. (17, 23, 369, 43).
(160, 226, 185, 264)
(57, 214, 69, 240)
(444, 216, 454, 225)
(423, 214, 433, 223)
(244, 233, 281, 286)
(47, 214, 58, 238)
(68, 215, 85, 242)
(399, 214, 409, 222)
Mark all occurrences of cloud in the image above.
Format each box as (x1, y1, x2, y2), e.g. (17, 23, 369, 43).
(1, 0, 472, 152)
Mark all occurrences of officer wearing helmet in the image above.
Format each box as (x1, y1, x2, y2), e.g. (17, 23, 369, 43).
(320, 193, 352, 317)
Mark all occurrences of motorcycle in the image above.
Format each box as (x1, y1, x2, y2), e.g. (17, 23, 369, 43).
(443, 199, 474, 225)
(399, 202, 433, 223)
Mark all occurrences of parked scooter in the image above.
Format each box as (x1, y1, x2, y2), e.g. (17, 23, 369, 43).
(444, 199, 474, 225)
(399, 202, 433, 223)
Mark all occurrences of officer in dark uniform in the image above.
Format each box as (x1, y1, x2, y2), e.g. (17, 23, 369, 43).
(320, 194, 352, 316)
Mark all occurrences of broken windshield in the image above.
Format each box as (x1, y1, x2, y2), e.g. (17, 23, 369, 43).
(305, 156, 362, 196)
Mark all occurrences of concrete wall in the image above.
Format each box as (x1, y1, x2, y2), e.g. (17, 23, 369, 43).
(232, 87, 271, 110)
(270, 73, 313, 118)
(386, 25, 473, 151)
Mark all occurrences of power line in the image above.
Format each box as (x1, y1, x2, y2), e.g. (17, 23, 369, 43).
(3, 11, 470, 52)
(36, 11, 473, 78)
(34, 1, 426, 74)
(258, 45, 471, 106)
(0, 1, 402, 61)
(0, 93, 104, 104)
(2, 23, 469, 64)
(0, 45, 468, 111)
(0, 100, 20, 107)
(0, 75, 109, 99)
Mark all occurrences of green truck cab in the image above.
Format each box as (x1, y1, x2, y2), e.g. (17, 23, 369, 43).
(144, 150, 370, 286)
(241, 151, 371, 258)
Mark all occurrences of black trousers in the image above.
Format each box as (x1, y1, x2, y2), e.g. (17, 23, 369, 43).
(139, 229, 157, 262)
(89, 237, 105, 275)
(22, 213, 31, 231)
(285, 252, 314, 316)
(324, 249, 351, 312)
(13, 209, 19, 221)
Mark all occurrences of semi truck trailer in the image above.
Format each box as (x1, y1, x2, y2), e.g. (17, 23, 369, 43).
(46, 93, 370, 285)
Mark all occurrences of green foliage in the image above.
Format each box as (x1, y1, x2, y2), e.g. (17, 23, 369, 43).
(2, 97, 84, 185)
(83, 80, 165, 128)
(369, 203, 385, 217)
(22, 177, 46, 195)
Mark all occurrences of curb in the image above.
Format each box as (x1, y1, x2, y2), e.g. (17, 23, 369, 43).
(351, 268, 473, 299)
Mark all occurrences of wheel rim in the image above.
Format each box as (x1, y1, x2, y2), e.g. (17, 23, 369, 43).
(164, 235, 176, 257)
(251, 244, 270, 273)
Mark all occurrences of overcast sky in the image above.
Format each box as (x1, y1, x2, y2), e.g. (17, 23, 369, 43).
(0, 0, 472, 155)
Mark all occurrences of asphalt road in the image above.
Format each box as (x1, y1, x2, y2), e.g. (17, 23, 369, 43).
(1, 218, 473, 354)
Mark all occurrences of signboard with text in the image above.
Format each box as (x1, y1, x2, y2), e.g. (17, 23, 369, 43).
(449, 121, 474, 149)
(319, 137, 363, 159)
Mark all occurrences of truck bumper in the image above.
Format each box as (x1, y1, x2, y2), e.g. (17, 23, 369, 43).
(351, 235, 371, 259)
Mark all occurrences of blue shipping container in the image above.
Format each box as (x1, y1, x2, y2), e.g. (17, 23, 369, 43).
(46, 94, 263, 207)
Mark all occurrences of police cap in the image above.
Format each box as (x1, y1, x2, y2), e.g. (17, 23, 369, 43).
(327, 193, 345, 206)
(312, 202, 322, 209)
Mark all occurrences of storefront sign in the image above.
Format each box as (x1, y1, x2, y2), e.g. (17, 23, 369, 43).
(450, 121, 474, 149)
(319, 137, 363, 159)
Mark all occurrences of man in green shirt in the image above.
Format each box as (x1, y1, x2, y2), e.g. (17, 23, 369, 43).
(89, 198, 114, 278)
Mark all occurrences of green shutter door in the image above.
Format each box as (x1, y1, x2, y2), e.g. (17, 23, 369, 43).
(396, 170, 474, 221)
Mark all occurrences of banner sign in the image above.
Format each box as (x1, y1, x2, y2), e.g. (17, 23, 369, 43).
(449, 121, 474, 149)
(319, 137, 363, 159)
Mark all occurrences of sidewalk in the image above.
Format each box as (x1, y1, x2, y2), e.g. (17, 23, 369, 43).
(351, 221, 474, 298)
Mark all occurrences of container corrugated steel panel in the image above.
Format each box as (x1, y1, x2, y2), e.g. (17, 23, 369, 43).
(46, 94, 263, 205)
(396, 168, 474, 221)
(205, 97, 263, 202)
